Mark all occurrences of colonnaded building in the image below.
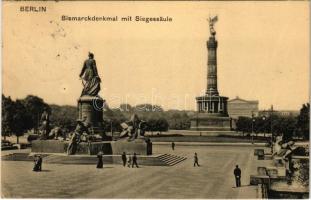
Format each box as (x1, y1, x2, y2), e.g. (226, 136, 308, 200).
(227, 96, 259, 129)
(227, 96, 259, 119)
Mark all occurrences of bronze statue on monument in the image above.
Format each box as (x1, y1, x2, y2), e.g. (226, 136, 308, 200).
(77, 52, 106, 139)
(79, 52, 101, 97)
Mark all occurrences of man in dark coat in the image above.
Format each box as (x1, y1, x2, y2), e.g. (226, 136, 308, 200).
(194, 152, 200, 167)
(171, 142, 175, 150)
(121, 152, 127, 167)
(234, 165, 242, 187)
(132, 153, 139, 168)
(33, 155, 42, 172)
(38, 155, 42, 171)
(33, 155, 39, 172)
(96, 151, 103, 168)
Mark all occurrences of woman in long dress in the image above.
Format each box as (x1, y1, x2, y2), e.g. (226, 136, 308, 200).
(97, 151, 103, 168)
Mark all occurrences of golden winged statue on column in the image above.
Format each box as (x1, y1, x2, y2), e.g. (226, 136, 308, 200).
(208, 15, 218, 36)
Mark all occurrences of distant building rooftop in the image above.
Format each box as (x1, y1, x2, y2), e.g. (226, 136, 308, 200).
(228, 96, 259, 120)
(228, 96, 259, 104)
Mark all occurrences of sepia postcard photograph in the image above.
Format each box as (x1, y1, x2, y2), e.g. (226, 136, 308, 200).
(1, 0, 310, 199)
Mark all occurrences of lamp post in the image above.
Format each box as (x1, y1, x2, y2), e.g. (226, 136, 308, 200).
(251, 111, 255, 144)
(270, 105, 274, 153)
(110, 120, 113, 140)
(196, 107, 199, 131)
(262, 116, 266, 138)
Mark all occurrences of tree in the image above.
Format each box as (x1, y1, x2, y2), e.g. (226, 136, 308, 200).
(2, 95, 14, 140)
(146, 118, 157, 134)
(296, 103, 310, 140)
(11, 100, 31, 144)
(49, 105, 77, 131)
(156, 118, 169, 133)
(164, 110, 191, 130)
(2, 95, 33, 143)
(119, 104, 133, 112)
(103, 107, 126, 133)
(134, 104, 164, 112)
(236, 117, 252, 135)
(20, 95, 50, 132)
(253, 116, 269, 137)
(283, 117, 297, 141)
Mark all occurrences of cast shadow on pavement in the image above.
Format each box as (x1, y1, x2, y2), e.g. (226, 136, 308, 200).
(232, 184, 251, 188)
(33, 169, 51, 172)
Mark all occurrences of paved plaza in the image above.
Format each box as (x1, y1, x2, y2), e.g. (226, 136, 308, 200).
(1, 145, 267, 198)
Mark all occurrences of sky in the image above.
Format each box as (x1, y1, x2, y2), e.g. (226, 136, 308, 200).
(2, 1, 310, 111)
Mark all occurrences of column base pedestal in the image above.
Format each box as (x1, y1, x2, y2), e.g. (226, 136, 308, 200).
(190, 113, 231, 131)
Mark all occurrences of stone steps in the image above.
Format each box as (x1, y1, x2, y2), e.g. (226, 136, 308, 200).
(2, 153, 32, 161)
(156, 154, 187, 166)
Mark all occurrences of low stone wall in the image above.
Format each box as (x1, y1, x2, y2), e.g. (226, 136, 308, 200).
(31, 139, 152, 155)
(32, 140, 67, 153)
(111, 139, 152, 155)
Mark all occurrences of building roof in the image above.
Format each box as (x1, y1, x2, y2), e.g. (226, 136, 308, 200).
(228, 96, 259, 104)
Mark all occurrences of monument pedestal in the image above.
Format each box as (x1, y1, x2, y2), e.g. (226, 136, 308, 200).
(31, 139, 152, 155)
(78, 95, 108, 139)
(190, 114, 231, 131)
(190, 95, 232, 131)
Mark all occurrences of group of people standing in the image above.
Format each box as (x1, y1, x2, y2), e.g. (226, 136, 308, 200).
(122, 152, 139, 168)
(96, 151, 139, 169)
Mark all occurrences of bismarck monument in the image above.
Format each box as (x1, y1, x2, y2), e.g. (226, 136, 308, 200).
(32, 52, 152, 155)
(78, 52, 106, 137)
(190, 16, 231, 131)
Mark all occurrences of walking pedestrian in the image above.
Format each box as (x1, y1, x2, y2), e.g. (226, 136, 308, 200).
(127, 154, 132, 168)
(33, 155, 39, 172)
(234, 165, 241, 187)
(194, 152, 200, 167)
(37, 155, 42, 171)
(132, 153, 139, 168)
(122, 152, 127, 167)
(96, 151, 103, 168)
(171, 142, 175, 150)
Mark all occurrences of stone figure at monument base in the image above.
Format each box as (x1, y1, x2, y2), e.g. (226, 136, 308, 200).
(120, 114, 147, 141)
(67, 119, 88, 155)
(111, 114, 152, 155)
(48, 127, 64, 140)
(39, 108, 50, 139)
